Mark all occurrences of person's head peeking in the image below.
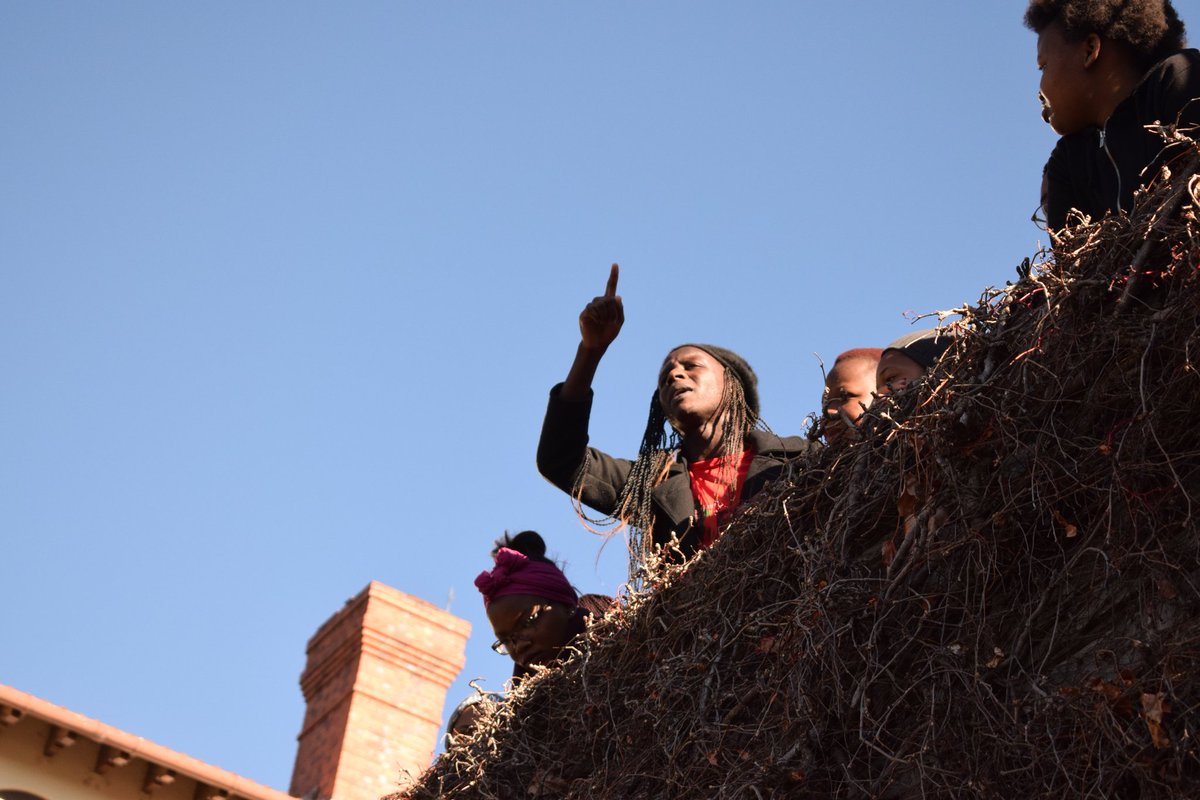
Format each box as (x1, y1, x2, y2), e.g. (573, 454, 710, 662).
(877, 330, 955, 397)
(443, 692, 502, 750)
(475, 531, 579, 669)
(823, 348, 882, 445)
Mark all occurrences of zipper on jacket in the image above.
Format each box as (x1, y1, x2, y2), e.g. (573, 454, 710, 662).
(1099, 124, 1122, 210)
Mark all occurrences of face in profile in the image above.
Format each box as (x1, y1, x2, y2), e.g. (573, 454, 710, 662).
(876, 351, 927, 397)
(486, 593, 574, 668)
(823, 357, 878, 445)
(1036, 22, 1098, 135)
(445, 696, 492, 748)
(658, 346, 728, 430)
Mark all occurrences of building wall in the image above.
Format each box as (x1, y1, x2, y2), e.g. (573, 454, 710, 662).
(0, 715, 197, 800)
(1, 579, 468, 800)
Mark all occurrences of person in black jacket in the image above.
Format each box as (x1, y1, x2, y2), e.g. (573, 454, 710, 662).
(1026, 0, 1199, 230)
(537, 264, 815, 569)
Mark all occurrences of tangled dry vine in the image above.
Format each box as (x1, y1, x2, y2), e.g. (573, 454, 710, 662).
(400, 137, 1200, 799)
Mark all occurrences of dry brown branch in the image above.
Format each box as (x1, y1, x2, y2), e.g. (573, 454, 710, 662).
(395, 135, 1200, 799)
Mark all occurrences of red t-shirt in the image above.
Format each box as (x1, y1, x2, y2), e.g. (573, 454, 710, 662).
(687, 449, 754, 549)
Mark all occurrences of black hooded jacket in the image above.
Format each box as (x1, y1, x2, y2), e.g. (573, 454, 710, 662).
(1044, 49, 1200, 231)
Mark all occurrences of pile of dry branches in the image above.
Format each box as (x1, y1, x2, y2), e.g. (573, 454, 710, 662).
(399, 144, 1200, 798)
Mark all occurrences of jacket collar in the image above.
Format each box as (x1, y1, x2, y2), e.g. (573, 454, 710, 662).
(649, 432, 810, 526)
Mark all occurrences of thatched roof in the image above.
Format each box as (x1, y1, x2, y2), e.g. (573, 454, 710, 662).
(400, 138, 1200, 799)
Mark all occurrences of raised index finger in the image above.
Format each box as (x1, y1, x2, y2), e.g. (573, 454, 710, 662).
(605, 263, 619, 298)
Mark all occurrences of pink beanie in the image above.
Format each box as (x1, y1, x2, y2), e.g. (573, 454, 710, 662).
(474, 548, 578, 609)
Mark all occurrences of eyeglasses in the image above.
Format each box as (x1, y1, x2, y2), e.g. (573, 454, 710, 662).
(1031, 203, 1048, 232)
(491, 603, 553, 655)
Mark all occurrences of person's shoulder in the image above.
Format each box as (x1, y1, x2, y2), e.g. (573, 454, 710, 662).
(1139, 50, 1200, 100)
(749, 430, 820, 457)
(1153, 49, 1200, 74)
(1125, 49, 1200, 127)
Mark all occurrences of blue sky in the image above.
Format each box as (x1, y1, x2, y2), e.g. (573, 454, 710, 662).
(6, 0, 1194, 791)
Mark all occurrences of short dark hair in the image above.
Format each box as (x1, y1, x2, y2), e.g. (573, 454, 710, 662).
(833, 348, 884, 368)
(1024, 0, 1187, 69)
(492, 530, 553, 564)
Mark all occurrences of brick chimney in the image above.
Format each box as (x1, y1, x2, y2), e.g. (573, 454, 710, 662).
(289, 581, 470, 800)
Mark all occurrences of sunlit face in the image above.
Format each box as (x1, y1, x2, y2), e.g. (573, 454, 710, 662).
(658, 347, 727, 430)
(1036, 22, 1099, 135)
(823, 357, 878, 445)
(486, 594, 574, 668)
(876, 350, 927, 397)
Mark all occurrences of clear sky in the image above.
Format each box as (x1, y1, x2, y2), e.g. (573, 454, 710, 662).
(6, 0, 1196, 791)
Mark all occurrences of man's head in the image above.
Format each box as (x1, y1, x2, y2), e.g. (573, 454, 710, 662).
(657, 344, 759, 429)
(877, 329, 955, 397)
(654, 343, 759, 455)
(1026, 0, 1187, 134)
(823, 348, 882, 446)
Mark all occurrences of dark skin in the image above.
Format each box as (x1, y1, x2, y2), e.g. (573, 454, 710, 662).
(876, 351, 927, 397)
(486, 593, 575, 669)
(657, 346, 729, 459)
(823, 356, 878, 446)
(561, 264, 730, 461)
(447, 703, 485, 743)
(1036, 21, 1144, 136)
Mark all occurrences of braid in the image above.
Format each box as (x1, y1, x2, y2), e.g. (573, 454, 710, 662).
(568, 393, 679, 580)
(615, 394, 679, 577)
(570, 369, 762, 583)
(716, 370, 754, 460)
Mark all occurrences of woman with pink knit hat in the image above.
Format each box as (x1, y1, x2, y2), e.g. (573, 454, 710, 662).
(475, 531, 610, 681)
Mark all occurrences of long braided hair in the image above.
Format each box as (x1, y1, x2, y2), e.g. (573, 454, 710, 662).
(572, 350, 760, 579)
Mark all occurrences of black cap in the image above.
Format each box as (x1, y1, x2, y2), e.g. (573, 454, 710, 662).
(882, 328, 954, 371)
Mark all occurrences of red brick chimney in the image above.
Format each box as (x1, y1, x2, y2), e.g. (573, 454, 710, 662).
(289, 581, 470, 800)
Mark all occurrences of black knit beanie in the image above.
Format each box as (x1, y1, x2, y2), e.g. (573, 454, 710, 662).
(882, 329, 954, 371)
(672, 343, 760, 418)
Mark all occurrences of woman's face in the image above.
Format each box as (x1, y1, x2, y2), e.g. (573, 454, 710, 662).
(876, 351, 926, 397)
(486, 594, 574, 668)
(1037, 22, 1099, 135)
(823, 357, 878, 445)
(658, 346, 727, 429)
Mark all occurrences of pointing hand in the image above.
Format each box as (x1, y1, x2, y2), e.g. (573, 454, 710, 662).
(578, 263, 624, 351)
